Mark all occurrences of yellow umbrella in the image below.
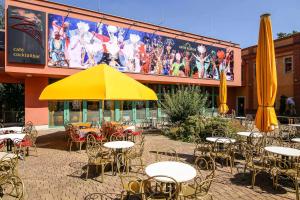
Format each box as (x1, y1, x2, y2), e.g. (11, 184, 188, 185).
(255, 14, 278, 132)
(39, 64, 158, 101)
(218, 70, 229, 114)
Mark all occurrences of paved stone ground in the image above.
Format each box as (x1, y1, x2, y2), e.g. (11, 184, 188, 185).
(12, 129, 296, 200)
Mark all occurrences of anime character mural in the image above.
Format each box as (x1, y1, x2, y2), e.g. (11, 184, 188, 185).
(48, 14, 235, 81)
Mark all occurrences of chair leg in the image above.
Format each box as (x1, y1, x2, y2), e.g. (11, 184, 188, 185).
(79, 142, 82, 152)
(69, 142, 72, 152)
(101, 164, 104, 183)
(86, 165, 89, 180)
(295, 177, 299, 200)
(251, 171, 256, 189)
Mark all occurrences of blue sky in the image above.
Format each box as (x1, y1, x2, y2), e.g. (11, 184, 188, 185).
(50, 0, 300, 48)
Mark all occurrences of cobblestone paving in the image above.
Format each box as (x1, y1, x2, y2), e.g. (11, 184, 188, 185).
(15, 129, 296, 200)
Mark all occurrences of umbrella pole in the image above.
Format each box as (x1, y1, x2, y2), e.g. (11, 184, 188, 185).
(102, 99, 104, 124)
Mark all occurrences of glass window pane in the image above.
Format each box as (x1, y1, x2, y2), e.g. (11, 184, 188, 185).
(136, 101, 146, 120)
(121, 101, 132, 121)
(87, 101, 99, 122)
(49, 101, 64, 126)
(69, 101, 83, 123)
(103, 101, 114, 121)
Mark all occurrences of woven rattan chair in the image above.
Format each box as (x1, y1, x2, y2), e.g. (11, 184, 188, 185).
(126, 142, 145, 173)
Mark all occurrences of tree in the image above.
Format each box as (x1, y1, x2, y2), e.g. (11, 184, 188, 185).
(277, 30, 299, 39)
(0, 2, 4, 30)
(160, 86, 208, 124)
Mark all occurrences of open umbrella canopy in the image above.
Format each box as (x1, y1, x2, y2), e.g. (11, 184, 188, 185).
(218, 71, 229, 114)
(255, 14, 278, 132)
(39, 64, 158, 101)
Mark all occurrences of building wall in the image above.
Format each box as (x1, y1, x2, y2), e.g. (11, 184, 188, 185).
(3, 0, 242, 125)
(240, 33, 299, 115)
(24, 77, 48, 125)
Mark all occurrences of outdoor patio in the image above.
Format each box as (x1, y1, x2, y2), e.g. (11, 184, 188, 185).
(15, 128, 295, 200)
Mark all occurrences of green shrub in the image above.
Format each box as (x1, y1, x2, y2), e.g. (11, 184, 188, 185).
(160, 86, 208, 124)
(163, 115, 247, 142)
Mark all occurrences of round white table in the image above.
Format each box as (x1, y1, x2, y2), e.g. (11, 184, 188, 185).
(235, 117, 246, 120)
(206, 137, 236, 143)
(291, 138, 300, 143)
(0, 127, 22, 134)
(289, 124, 300, 127)
(145, 161, 196, 183)
(264, 146, 300, 157)
(237, 131, 262, 138)
(103, 141, 134, 149)
(0, 152, 17, 160)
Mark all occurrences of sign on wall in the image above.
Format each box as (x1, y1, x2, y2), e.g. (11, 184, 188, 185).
(7, 6, 46, 64)
(48, 14, 234, 80)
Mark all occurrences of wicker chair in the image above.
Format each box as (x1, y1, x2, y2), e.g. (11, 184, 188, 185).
(21, 121, 33, 134)
(194, 156, 216, 179)
(142, 175, 179, 200)
(85, 134, 114, 182)
(211, 128, 227, 138)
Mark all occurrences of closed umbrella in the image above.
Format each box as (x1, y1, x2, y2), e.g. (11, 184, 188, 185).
(255, 14, 278, 132)
(218, 70, 229, 114)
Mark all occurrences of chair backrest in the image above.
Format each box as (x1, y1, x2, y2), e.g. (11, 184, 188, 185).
(22, 121, 34, 134)
(0, 123, 4, 128)
(142, 175, 179, 200)
(155, 148, 178, 162)
(212, 128, 227, 137)
(109, 131, 125, 141)
(212, 138, 233, 155)
(194, 156, 215, 177)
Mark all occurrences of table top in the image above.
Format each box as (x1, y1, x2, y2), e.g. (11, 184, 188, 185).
(124, 125, 135, 131)
(0, 133, 26, 141)
(288, 124, 300, 127)
(291, 138, 300, 143)
(0, 127, 22, 133)
(235, 117, 246, 119)
(237, 131, 263, 138)
(264, 146, 300, 157)
(103, 141, 134, 149)
(145, 161, 197, 183)
(206, 137, 236, 143)
(0, 152, 17, 160)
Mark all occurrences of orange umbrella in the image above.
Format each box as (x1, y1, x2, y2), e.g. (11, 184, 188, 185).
(255, 14, 278, 132)
(218, 70, 229, 114)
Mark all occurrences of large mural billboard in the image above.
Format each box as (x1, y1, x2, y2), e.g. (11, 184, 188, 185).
(48, 14, 234, 80)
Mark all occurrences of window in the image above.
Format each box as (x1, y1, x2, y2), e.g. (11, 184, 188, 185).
(284, 57, 293, 73)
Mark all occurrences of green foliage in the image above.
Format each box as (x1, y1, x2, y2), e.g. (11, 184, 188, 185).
(277, 30, 298, 39)
(164, 115, 246, 142)
(160, 86, 208, 124)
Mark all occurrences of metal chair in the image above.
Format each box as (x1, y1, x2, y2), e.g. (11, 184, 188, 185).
(142, 175, 179, 200)
(85, 134, 114, 182)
